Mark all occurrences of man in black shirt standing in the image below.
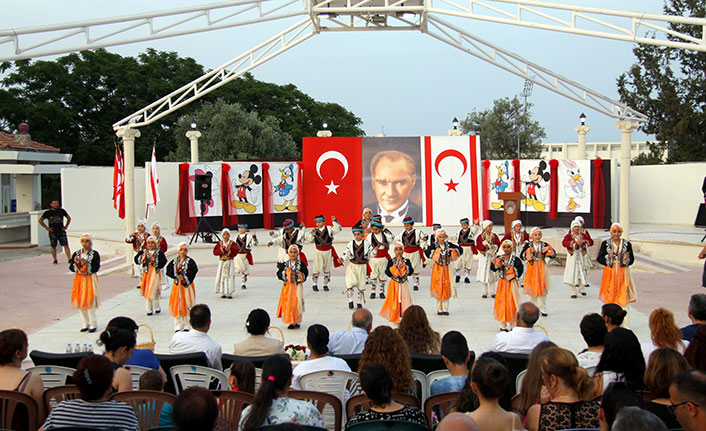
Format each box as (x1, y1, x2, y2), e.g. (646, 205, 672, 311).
(39, 199, 72, 264)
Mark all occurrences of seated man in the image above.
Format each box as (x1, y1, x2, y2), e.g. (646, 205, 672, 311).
(291, 324, 351, 390)
(328, 309, 372, 355)
(681, 294, 706, 341)
(173, 387, 218, 431)
(169, 304, 223, 370)
(487, 302, 549, 354)
(668, 370, 706, 431)
(430, 331, 470, 395)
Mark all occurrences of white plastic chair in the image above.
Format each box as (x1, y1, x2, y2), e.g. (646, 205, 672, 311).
(169, 364, 230, 394)
(584, 365, 597, 377)
(299, 369, 358, 428)
(515, 369, 527, 394)
(426, 369, 452, 394)
(255, 367, 263, 392)
(123, 365, 152, 390)
(412, 369, 429, 405)
(27, 366, 75, 389)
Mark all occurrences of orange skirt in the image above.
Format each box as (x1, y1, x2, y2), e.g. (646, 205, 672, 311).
(169, 282, 195, 318)
(379, 279, 413, 324)
(140, 267, 161, 300)
(599, 265, 637, 306)
(276, 280, 303, 325)
(71, 273, 99, 309)
(523, 261, 550, 297)
(430, 263, 454, 301)
(494, 278, 520, 323)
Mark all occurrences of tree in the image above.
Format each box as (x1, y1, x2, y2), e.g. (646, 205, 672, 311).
(460, 96, 546, 159)
(616, 1, 706, 162)
(167, 100, 299, 162)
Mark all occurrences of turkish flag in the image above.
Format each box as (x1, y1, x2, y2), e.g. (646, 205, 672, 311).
(303, 137, 362, 226)
(423, 135, 482, 225)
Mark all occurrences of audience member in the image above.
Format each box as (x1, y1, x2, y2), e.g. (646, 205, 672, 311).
(346, 363, 429, 429)
(240, 354, 324, 430)
(684, 324, 706, 370)
(525, 347, 598, 431)
(233, 309, 284, 356)
(576, 313, 606, 369)
(291, 324, 352, 390)
(109, 316, 166, 377)
(327, 309, 373, 355)
(466, 357, 522, 430)
(173, 387, 218, 431)
(488, 302, 550, 354)
(681, 294, 706, 341)
(668, 370, 706, 431)
(641, 308, 688, 363)
(593, 327, 645, 395)
(436, 412, 481, 431)
(598, 382, 640, 431)
(512, 340, 557, 419)
(611, 406, 667, 431)
(138, 369, 173, 427)
(98, 326, 136, 392)
(398, 305, 441, 355)
(169, 304, 223, 369)
(41, 355, 138, 430)
(642, 348, 690, 429)
(358, 326, 414, 394)
(431, 331, 470, 395)
(601, 303, 627, 332)
(0, 329, 46, 425)
(229, 361, 256, 394)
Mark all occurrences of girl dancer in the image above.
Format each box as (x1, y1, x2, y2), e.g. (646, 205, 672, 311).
(167, 242, 198, 332)
(430, 229, 459, 316)
(597, 223, 636, 325)
(379, 242, 413, 325)
(69, 233, 100, 332)
(521, 227, 556, 317)
(135, 236, 167, 315)
(476, 220, 500, 298)
(491, 239, 524, 331)
(562, 220, 590, 298)
(276, 244, 308, 329)
(214, 228, 238, 298)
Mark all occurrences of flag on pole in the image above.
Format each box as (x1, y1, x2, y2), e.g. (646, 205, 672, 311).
(146, 145, 160, 217)
(113, 144, 126, 219)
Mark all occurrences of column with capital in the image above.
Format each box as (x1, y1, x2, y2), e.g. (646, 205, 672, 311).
(186, 130, 201, 164)
(574, 124, 590, 160)
(116, 127, 141, 266)
(615, 120, 639, 239)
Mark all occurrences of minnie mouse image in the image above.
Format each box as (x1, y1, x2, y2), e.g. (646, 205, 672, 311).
(234, 164, 262, 213)
(522, 161, 551, 211)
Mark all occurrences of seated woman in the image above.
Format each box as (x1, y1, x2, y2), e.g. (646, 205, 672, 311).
(576, 313, 606, 369)
(229, 361, 256, 394)
(0, 329, 46, 426)
(234, 308, 285, 356)
(98, 327, 136, 392)
(41, 354, 138, 430)
(239, 354, 324, 431)
(525, 347, 599, 431)
(511, 341, 557, 420)
(601, 303, 627, 332)
(358, 326, 414, 394)
(641, 308, 688, 363)
(398, 305, 441, 355)
(466, 357, 522, 430)
(593, 327, 645, 396)
(291, 324, 351, 390)
(642, 348, 690, 429)
(109, 316, 167, 379)
(346, 363, 429, 429)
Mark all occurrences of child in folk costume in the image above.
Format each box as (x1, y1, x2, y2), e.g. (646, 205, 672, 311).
(596, 223, 636, 325)
(150, 222, 169, 287)
(521, 227, 556, 316)
(368, 220, 395, 299)
(491, 240, 524, 331)
(424, 223, 442, 258)
(276, 244, 308, 329)
(501, 220, 529, 259)
(476, 220, 501, 298)
(135, 236, 167, 315)
(452, 218, 480, 284)
(395, 217, 427, 291)
(339, 225, 376, 310)
(361, 208, 374, 237)
(562, 220, 590, 298)
(69, 233, 101, 332)
(379, 242, 414, 325)
(167, 242, 198, 332)
(125, 219, 149, 284)
(233, 224, 257, 290)
(304, 215, 342, 292)
(573, 215, 594, 287)
(268, 219, 307, 265)
(430, 229, 460, 316)
(213, 228, 238, 298)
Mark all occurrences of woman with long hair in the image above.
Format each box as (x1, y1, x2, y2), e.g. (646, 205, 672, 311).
(398, 305, 441, 354)
(642, 308, 688, 362)
(642, 348, 690, 429)
(98, 327, 136, 392)
(0, 329, 46, 425)
(512, 340, 557, 419)
(239, 355, 323, 431)
(593, 327, 645, 396)
(601, 303, 627, 332)
(525, 347, 598, 431)
(466, 357, 522, 430)
(359, 326, 414, 394)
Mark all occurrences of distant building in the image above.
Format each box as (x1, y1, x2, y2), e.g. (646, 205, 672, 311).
(540, 140, 667, 160)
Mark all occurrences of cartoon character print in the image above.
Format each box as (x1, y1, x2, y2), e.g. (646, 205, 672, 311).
(562, 160, 585, 212)
(522, 160, 551, 212)
(491, 161, 511, 210)
(274, 164, 297, 212)
(233, 164, 262, 214)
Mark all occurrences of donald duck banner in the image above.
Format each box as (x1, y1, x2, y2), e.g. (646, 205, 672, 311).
(487, 160, 515, 210)
(266, 162, 299, 213)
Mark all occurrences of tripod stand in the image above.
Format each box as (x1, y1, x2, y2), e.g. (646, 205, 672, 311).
(190, 200, 220, 245)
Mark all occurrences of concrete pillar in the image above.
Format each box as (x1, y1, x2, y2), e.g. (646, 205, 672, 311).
(574, 124, 590, 160)
(186, 130, 201, 164)
(116, 127, 140, 265)
(615, 120, 639, 239)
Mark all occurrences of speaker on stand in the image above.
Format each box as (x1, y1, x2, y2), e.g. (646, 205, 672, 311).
(190, 172, 220, 245)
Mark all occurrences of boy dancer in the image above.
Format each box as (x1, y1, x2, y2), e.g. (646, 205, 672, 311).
(368, 220, 394, 299)
(268, 218, 307, 265)
(452, 218, 480, 284)
(338, 224, 376, 309)
(304, 215, 342, 292)
(233, 223, 258, 290)
(395, 217, 427, 291)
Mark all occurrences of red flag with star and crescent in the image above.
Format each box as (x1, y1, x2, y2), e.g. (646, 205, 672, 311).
(423, 135, 482, 225)
(302, 137, 362, 226)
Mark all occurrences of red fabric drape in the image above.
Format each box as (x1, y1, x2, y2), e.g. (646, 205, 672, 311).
(482, 159, 491, 220)
(512, 158, 521, 193)
(297, 162, 304, 225)
(592, 158, 606, 229)
(548, 159, 559, 220)
(262, 162, 273, 229)
(221, 163, 238, 228)
(175, 163, 197, 234)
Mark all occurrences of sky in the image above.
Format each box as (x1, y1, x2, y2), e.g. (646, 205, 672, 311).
(1, 0, 672, 144)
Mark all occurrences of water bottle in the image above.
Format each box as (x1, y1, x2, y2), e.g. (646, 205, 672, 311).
(83, 343, 88, 352)
(65, 343, 72, 353)
(74, 343, 81, 353)
(88, 344, 93, 353)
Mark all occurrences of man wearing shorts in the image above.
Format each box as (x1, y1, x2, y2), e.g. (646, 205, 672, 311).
(39, 199, 71, 264)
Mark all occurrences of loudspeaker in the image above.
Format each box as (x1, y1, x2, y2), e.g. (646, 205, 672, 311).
(194, 172, 212, 201)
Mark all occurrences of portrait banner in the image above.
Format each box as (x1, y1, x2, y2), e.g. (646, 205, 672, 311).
(488, 160, 515, 211)
(188, 163, 222, 216)
(224, 162, 263, 215)
(519, 159, 552, 212)
(557, 159, 591, 213)
(267, 162, 299, 213)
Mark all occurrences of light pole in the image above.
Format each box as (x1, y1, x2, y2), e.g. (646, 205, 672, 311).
(518, 79, 534, 158)
(448, 117, 462, 136)
(186, 122, 201, 164)
(574, 113, 590, 159)
(316, 121, 332, 137)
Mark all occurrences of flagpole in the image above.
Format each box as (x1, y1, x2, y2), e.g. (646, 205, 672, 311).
(117, 127, 140, 268)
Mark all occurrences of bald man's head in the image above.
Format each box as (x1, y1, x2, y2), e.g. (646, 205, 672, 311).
(352, 309, 373, 332)
(437, 413, 481, 431)
(517, 301, 540, 327)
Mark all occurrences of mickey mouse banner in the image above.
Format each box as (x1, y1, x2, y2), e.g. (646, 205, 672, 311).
(224, 162, 264, 215)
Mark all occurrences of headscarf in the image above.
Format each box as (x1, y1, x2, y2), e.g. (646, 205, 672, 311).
(80, 233, 92, 242)
(610, 222, 623, 231)
(137, 219, 148, 228)
(481, 220, 493, 230)
(501, 239, 513, 247)
(530, 226, 541, 235)
(177, 242, 189, 252)
(570, 220, 581, 229)
(287, 244, 299, 253)
(221, 228, 231, 236)
(511, 220, 522, 229)
(575, 216, 585, 225)
(435, 229, 446, 237)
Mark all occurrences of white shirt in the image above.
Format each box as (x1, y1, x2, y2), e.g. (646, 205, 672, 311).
(641, 340, 688, 365)
(291, 356, 352, 390)
(487, 326, 550, 354)
(169, 330, 223, 370)
(327, 327, 368, 355)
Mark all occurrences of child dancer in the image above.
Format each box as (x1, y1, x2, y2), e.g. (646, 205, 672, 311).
(304, 215, 342, 292)
(453, 218, 480, 284)
(339, 225, 375, 309)
(234, 223, 257, 290)
(214, 228, 237, 298)
(425, 223, 442, 258)
(69, 233, 100, 332)
(562, 220, 589, 298)
(125, 219, 149, 284)
(491, 239, 524, 331)
(597, 223, 636, 326)
(430, 229, 460, 316)
(135, 236, 167, 315)
(151, 222, 169, 287)
(476, 220, 500, 298)
(521, 227, 556, 317)
(368, 220, 394, 299)
(379, 242, 413, 325)
(268, 219, 306, 265)
(167, 242, 198, 332)
(395, 217, 427, 291)
(501, 220, 529, 259)
(574, 215, 594, 289)
(276, 244, 308, 329)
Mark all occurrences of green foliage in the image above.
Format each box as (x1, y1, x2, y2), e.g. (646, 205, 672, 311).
(167, 100, 299, 162)
(460, 96, 546, 160)
(616, 1, 706, 162)
(631, 141, 667, 165)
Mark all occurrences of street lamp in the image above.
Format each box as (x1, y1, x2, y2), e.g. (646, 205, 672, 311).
(579, 113, 586, 126)
(518, 79, 534, 159)
(448, 117, 462, 136)
(190, 121, 197, 129)
(317, 121, 332, 137)
(452, 117, 459, 130)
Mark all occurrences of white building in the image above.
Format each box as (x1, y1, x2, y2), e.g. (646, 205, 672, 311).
(540, 140, 666, 160)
